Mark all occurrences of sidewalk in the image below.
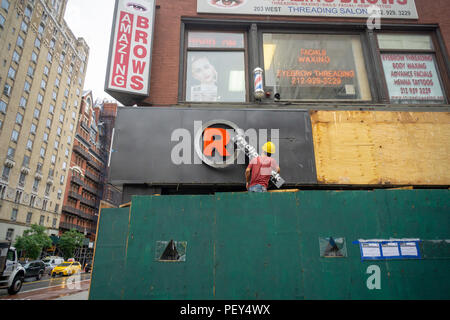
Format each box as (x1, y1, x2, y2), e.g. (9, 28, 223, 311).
(54, 290, 89, 300)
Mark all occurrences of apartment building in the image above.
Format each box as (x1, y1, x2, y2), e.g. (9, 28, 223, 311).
(60, 91, 106, 241)
(0, 0, 89, 242)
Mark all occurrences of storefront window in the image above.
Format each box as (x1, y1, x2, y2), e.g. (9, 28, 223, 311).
(263, 33, 371, 101)
(185, 31, 246, 103)
(378, 34, 446, 104)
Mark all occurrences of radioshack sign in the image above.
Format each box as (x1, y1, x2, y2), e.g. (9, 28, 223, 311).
(105, 0, 155, 99)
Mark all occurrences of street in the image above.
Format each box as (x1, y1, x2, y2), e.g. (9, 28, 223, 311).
(0, 272, 91, 300)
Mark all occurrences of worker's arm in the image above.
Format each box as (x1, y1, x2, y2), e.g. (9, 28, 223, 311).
(245, 167, 251, 189)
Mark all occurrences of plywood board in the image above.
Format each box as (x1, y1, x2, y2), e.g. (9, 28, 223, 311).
(310, 111, 450, 185)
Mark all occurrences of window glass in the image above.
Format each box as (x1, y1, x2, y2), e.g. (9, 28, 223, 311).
(378, 34, 433, 51)
(263, 33, 371, 101)
(188, 32, 244, 49)
(378, 34, 445, 104)
(186, 51, 245, 102)
(380, 53, 445, 104)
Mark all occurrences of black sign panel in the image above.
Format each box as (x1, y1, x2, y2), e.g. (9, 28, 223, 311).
(109, 107, 317, 186)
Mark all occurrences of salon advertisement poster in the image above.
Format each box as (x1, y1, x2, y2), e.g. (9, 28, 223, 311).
(106, 0, 156, 96)
(197, 0, 418, 19)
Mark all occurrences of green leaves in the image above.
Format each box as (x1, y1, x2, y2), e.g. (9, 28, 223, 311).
(14, 224, 52, 260)
(59, 229, 84, 260)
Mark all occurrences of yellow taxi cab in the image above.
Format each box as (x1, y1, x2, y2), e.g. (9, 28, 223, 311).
(51, 261, 82, 277)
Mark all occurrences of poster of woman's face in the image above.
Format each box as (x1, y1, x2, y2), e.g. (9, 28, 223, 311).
(186, 52, 246, 102)
(208, 0, 246, 9)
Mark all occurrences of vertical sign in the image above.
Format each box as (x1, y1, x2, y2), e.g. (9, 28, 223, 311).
(105, 0, 156, 98)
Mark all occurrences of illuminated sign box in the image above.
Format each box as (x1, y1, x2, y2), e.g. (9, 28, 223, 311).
(197, 0, 419, 19)
(105, 0, 156, 105)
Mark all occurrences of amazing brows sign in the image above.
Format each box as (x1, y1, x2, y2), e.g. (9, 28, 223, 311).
(197, 0, 418, 19)
(106, 0, 156, 97)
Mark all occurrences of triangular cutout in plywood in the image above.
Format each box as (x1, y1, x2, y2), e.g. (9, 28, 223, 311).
(323, 237, 344, 257)
(159, 240, 180, 261)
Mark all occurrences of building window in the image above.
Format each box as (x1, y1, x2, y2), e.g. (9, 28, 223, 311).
(40, 79, 46, 90)
(24, 81, 31, 92)
(377, 33, 446, 104)
(51, 154, 56, 164)
(31, 51, 38, 63)
(7, 67, 16, 80)
(42, 199, 47, 211)
(0, 100, 6, 113)
(11, 129, 19, 142)
(40, 147, 46, 158)
(26, 139, 33, 150)
(39, 215, 44, 226)
(59, 114, 64, 123)
(7, 147, 14, 159)
(11, 208, 18, 221)
(57, 127, 61, 136)
(43, 132, 49, 141)
(54, 140, 59, 150)
(15, 112, 23, 125)
(43, 65, 49, 76)
(57, 188, 62, 199)
(262, 33, 371, 101)
(38, 23, 44, 35)
(60, 175, 65, 184)
(49, 104, 55, 114)
(0, 13, 4, 29)
(37, 93, 43, 104)
(22, 155, 30, 168)
(30, 195, 36, 207)
(19, 96, 27, 108)
(2, 166, 11, 180)
(64, 88, 69, 97)
(27, 65, 34, 77)
(1, 0, 9, 12)
(30, 123, 37, 134)
(14, 190, 22, 203)
(24, 6, 32, 18)
(185, 31, 246, 102)
(52, 91, 57, 101)
(6, 229, 14, 241)
(26, 212, 32, 224)
(46, 118, 51, 128)
(12, 50, 20, 63)
(50, 38, 55, 49)
(57, 65, 62, 75)
(33, 178, 40, 192)
(3, 83, 11, 96)
(16, 35, 24, 48)
(20, 21, 28, 33)
(33, 108, 40, 119)
(34, 38, 41, 49)
(52, 217, 57, 227)
(18, 172, 26, 187)
(47, 52, 52, 63)
(55, 77, 60, 88)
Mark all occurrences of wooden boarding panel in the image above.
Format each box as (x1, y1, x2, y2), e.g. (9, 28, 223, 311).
(310, 111, 450, 185)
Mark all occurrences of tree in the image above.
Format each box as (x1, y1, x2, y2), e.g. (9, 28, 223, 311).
(14, 224, 52, 260)
(58, 229, 84, 260)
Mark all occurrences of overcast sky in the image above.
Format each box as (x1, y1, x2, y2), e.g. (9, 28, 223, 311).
(64, 0, 118, 104)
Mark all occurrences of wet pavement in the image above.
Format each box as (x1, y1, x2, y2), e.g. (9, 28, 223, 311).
(0, 272, 91, 300)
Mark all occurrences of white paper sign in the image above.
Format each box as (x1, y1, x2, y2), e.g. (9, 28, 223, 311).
(381, 243, 400, 257)
(197, 0, 419, 19)
(400, 242, 418, 256)
(361, 243, 381, 258)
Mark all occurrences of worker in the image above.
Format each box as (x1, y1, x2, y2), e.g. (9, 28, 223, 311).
(245, 142, 280, 192)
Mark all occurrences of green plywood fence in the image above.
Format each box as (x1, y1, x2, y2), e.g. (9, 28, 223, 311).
(89, 190, 450, 300)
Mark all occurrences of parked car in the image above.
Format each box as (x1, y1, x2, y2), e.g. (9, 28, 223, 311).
(84, 262, 92, 273)
(42, 257, 64, 275)
(51, 261, 82, 277)
(22, 260, 46, 280)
